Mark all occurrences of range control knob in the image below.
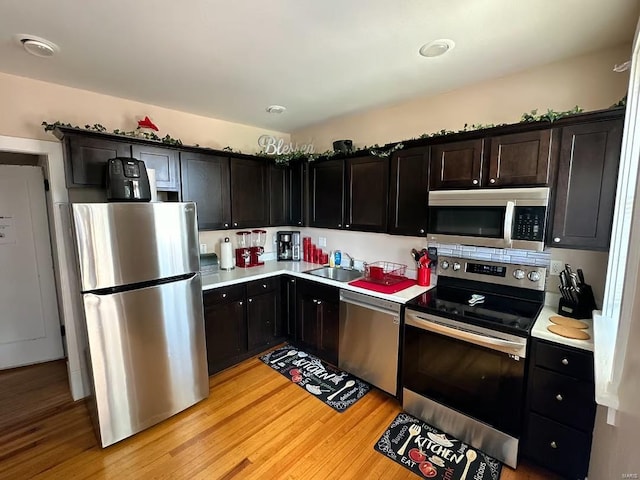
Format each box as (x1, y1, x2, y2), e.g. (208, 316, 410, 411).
(441, 261, 450, 270)
(528, 271, 541, 282)
(513, 269, 526, 280)
(452, 262, 461, 271)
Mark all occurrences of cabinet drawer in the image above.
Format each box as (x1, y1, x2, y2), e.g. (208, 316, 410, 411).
(531, 367, 596, 431)
(535, 341, 594, 381)
(524, 413, 591, 479)
(246, 276, 279, 296)
(203, 284, 245, 306)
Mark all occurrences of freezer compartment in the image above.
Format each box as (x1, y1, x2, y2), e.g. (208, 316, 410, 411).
(83, 273, 208, 447)
(73, 202, 199, 291)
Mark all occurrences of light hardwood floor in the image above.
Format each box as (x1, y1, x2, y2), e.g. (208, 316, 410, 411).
(0, 355, 560, 479)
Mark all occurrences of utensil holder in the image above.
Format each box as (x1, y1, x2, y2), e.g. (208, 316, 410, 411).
(557, 284, 597, 319)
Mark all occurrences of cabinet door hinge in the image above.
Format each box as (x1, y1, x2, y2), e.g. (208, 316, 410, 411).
(44, 179, 50, 191)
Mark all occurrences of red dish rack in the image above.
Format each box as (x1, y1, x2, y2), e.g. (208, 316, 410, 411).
(363, 261, 408, 285)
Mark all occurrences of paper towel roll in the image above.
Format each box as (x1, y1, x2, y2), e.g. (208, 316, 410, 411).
(220, 237, 234, 270)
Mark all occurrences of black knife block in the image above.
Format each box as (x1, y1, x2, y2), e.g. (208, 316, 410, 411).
(557, 284, 598, 319)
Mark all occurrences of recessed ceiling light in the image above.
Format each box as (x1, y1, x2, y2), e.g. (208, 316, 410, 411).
(266, 105, 286, 114)
(419, 39, 455, 58)
(14, 34, 59, 58)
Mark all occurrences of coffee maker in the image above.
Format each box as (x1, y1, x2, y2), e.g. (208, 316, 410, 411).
(277, 231, 301, 261)
(235, 231, 252, 268)
(249, 229, 267, 266)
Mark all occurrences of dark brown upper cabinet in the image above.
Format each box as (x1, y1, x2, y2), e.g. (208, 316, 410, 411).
(430, 130, 555, 190)
(309, 158, 345, 229)
(269, 160, 305, 227)
(230, 157, 268, 229)
(310, 154, 388, 232)
(346, 155, 389, 232)
(131, 144, 180, 192)
(487, 130, 554, 187)
(180, 151, 231, 230)
(388, 147, 429, 236)
(550, 118, 623, 250)
(430, 139, 484, 189)
(64, 134, 131, 187)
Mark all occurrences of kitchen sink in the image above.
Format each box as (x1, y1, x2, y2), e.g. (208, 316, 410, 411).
(306, 267, 363, 282)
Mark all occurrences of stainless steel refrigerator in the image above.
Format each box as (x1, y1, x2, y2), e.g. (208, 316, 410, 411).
(72, 202, 209, 447)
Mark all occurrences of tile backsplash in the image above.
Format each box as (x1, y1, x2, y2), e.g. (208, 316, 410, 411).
(427, 242, 551, 267)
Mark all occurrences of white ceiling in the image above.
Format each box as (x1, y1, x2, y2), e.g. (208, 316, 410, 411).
(0, 1, 637, 132)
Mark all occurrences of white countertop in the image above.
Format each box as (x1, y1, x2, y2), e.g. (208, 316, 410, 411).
(201, 260, 433, 304)
(531, 303, 594, 352)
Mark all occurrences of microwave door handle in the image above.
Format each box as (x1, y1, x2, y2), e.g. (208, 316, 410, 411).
(503, 201, 515, 247)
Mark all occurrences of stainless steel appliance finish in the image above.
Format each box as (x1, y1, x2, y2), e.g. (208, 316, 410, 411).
(403, 389, 519, 468)
(405, 310, 527, 358)
(402, 257, 544, 468)
(277, 230, 301, 261)
(427, 187, 550, 251)
(72, 202, 199, 291)
(84, 273, 208, 447)
(72, 202, 208, 448)
(339, 289, 401, 396)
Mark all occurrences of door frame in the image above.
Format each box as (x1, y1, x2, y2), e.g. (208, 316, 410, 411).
(0, 135, 88, 400)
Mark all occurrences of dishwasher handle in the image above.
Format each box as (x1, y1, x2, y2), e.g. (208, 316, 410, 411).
(340, 295, 400, 318)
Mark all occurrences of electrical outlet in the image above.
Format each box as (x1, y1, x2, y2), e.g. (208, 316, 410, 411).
(550, 260, 564, 275)
(318, 236, 327, 247)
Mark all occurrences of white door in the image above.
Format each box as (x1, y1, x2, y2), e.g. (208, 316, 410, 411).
(0, 165, 64, 369)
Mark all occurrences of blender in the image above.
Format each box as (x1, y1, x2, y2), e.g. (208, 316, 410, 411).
(250, 229, 267, 266)
(235, 231, 252, 268)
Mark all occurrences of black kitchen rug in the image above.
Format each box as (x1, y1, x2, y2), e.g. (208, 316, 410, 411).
(374, 412, 502, 479)
(259, 345, 370, 412)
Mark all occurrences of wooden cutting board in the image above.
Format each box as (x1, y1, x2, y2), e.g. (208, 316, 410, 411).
(547, 324, 591, 340)
(549, 315, 589, 329)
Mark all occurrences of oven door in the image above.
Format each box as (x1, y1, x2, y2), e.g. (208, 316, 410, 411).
(403, 310, 526, 438)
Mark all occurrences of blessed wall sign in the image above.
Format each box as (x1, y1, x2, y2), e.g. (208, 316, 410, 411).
(258, 135, 314, 155)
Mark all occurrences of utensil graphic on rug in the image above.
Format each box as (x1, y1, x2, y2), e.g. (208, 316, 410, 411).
(327, 380, 355, 400)
(460, 449, 478, 480)
(270, 350, 297, 364)
(306, 384, 329, 395)
(397, 424, 422, 455)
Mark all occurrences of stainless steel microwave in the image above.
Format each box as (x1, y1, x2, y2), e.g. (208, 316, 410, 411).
(427, 187, 550, 251)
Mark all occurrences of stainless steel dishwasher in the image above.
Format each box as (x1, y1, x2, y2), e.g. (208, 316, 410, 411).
(338, 289, 401, 396)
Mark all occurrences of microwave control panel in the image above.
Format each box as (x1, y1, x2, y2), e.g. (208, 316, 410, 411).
(512, 207, 545, 241)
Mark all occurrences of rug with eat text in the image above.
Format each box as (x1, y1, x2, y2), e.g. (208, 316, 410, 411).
(374, 412, 502, 479)
(259, 345, 370, 413)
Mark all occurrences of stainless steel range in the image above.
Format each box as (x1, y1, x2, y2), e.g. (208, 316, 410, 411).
(402, 256, 546, 468)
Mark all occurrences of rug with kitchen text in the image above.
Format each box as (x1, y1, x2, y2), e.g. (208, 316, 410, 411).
(259, 345, 370, 413)
(374, 412, 502, 479)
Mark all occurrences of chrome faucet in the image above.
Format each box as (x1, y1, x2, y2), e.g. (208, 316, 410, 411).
(342, 252, 355, 270)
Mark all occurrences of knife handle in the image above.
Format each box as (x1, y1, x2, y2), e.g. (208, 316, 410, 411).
(577, 268, 585, 285)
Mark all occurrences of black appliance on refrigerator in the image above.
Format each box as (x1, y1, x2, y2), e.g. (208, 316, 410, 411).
(106, 157, 152, 202)
(276, 231, 301, 261)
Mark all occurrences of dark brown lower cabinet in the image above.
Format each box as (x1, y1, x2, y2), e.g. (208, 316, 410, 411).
(281, 276, 298, 339)
(203, 285, 246, 375)
(246, 278, 281, 350)
(522, 339, 596, 479)
(295, 279, 339, 366)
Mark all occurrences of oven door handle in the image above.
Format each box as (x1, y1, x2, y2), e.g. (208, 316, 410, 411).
(503, 200, 515, 247)
(405, 312, 526, 357)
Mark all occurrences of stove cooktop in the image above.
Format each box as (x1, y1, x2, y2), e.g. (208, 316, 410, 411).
(405, 284, 544, 337)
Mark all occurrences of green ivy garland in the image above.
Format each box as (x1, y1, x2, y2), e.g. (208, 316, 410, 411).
(41, 121, 184, 146)
(42, 99, 625, 164)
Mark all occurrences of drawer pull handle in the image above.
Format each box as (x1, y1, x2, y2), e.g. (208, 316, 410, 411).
(550, 441, 558, 449)
(561, 358, 569, 366)
(239, 301, 243, 306)
(263, 284, 267, 288)
(222, 293, 226, 298)
(556, 394, 563, 402)
(248, 298, 253, 303)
